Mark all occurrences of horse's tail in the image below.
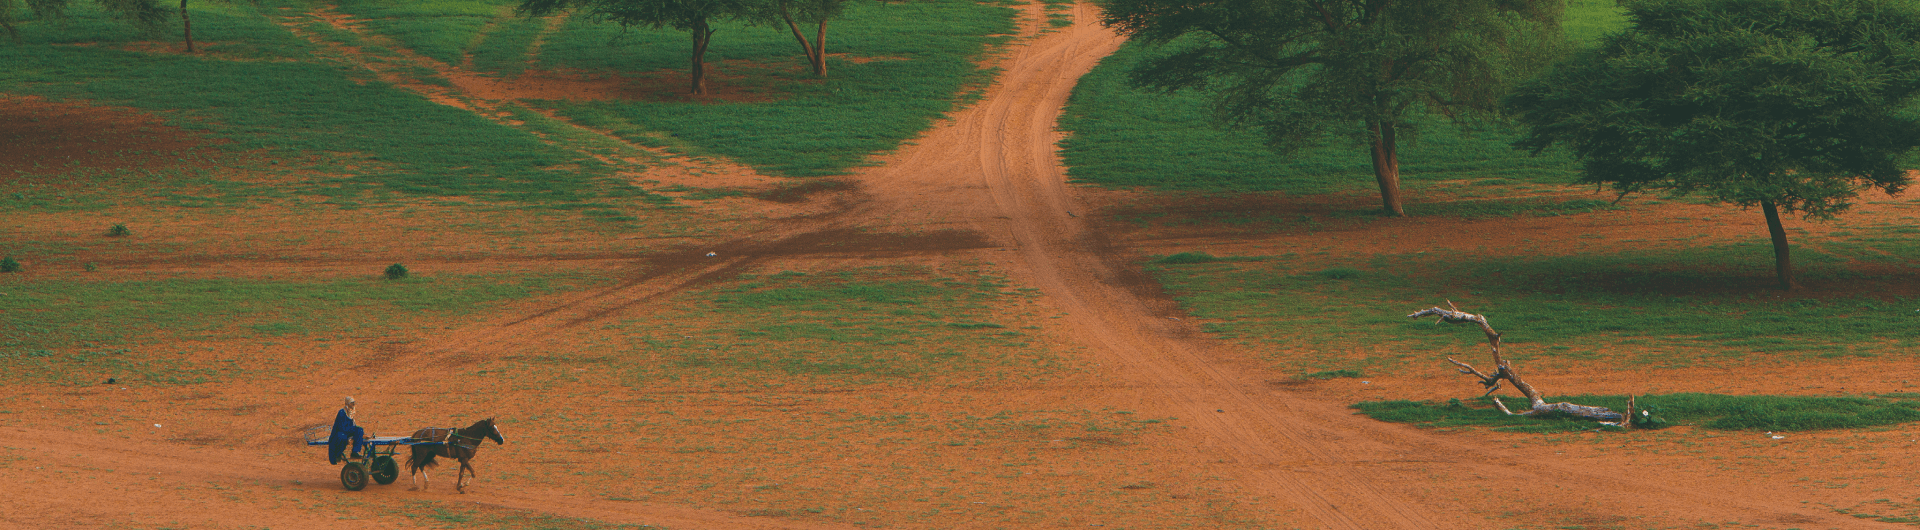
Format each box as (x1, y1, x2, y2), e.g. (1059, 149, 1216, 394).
(406, 446, 439, 473)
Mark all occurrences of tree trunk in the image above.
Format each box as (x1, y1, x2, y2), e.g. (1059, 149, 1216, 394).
(180, 0, 193, 53)
(688, 21, 712, 95)
(1367, 119, 1406, 217)
(812, 18, 827, 77)
(1761, 198, 1794, 290)
(780, 5, 828, 77)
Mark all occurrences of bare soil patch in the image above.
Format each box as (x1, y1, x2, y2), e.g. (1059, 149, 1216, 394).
(0, 94, 219, 181)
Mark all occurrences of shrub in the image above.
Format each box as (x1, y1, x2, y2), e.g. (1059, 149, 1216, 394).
(1318, 267, 1362, 280)
(106, 223, 131, 237)
(0, 257, 19, 273)
(1156, 252, 1224, 264)
(384, 263, 409, 280)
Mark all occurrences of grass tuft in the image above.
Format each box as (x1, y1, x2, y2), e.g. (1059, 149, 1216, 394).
(1317, 267, 1361, 280)
(1156, 252, 1224, 264)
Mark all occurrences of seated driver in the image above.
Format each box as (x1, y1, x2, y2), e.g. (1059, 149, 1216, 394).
(328, 396, 368, 464)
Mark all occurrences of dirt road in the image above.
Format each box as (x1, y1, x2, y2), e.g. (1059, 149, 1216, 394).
(3, 2, 1908, 528)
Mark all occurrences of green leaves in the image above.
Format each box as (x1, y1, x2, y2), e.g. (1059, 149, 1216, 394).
(1510, 0, 1920, 217)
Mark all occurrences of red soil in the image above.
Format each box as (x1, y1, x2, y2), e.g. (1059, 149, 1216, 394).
(8, 2, 1920, 529)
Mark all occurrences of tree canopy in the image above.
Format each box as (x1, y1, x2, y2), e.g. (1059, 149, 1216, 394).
(1099, 0, 1568, 216)
(519, 0, 753, 95)
(1508, 0, 1920, 289)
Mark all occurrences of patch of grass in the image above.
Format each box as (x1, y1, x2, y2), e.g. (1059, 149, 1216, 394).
(1155, 252, 1222, 264)
(0, 273, 602, 384)
(1393, 198, 1621, 219)
(0, 257, 18, 273)
(528, 0, 1018, 177)
(608, 267, 1059, 382)
(467, 13, 554, 79)
(656, 184, 747, 200)
(1149, 238, 1920, 374)
(1357, 393, 1920, 433)
(1316, 267, 1362, 280)
(1299, 369, 1364, 380)
(0, 0, 662, 209)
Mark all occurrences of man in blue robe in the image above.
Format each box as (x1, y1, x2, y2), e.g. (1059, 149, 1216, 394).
(328, 396, 367, 465)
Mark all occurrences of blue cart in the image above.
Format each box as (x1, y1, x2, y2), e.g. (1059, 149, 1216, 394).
(304, 427, 441, 491)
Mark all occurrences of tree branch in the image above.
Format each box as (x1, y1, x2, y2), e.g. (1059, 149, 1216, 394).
(1410, 302, 1632, 428)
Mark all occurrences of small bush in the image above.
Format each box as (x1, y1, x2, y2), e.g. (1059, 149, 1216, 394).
(1631, 404, 1670, 429)
(1156, 252, 1224, 264)
(1317, 267, 1362, 280)
(83, 263, 99, 272)
(384, 263, 409, 280)
(0, 257, 19, 273)
(106, 223, 131, 237)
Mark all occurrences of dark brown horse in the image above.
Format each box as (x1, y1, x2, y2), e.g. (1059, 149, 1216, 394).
(406, 418, 505, 493)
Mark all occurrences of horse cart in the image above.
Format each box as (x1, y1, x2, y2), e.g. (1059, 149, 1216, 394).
(304, 427, 443, 491)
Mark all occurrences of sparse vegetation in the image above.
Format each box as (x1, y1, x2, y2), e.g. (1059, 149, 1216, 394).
(1357, 394, 1920, 433)
(0, 257, 19, 273)
(105, 223, 130, 237)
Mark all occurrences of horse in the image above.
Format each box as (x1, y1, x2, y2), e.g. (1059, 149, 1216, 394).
(405, 418, 505, 493)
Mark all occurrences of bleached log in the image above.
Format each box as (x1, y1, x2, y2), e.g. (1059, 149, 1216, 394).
(1411, 301, 1633, 428)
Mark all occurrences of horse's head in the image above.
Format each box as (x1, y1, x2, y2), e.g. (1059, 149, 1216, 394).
(481, 417, 505, 445)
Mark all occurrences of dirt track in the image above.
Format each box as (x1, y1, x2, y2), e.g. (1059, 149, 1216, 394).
(6, 2, 1919, 529)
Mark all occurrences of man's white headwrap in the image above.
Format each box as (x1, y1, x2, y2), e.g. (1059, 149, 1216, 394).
(344, 396, 356, 419)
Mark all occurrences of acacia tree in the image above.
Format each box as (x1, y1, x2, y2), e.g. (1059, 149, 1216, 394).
(1099, 0, 1567, 216)
(1508, 0, 1920, 290)
(519, 0, 751, 95)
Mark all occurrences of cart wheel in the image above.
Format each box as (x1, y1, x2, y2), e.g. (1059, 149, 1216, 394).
(340, 462, 369, 491)
(371, 456, 400, 485)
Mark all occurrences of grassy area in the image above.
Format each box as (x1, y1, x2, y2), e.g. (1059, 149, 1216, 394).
(589, 267, 1068, 385)
(529, 0, 1017, 177)
(0, 272, 602, 384)
(319, 0, 1019, 178)
(1356, 393, 1920, 433)
(1055, 0, 1633, 195)
(1147, 238, 1920, 376)
(0, 0, 662, 210)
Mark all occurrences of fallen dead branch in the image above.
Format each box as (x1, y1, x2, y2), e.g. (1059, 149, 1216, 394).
(1409, 301, 1633, 428)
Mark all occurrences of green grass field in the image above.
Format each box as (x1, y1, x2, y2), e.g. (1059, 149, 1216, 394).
(1147, 234, 1920, 377)
(590, 267, 1071, 385)
(0, 0, 1019, 214)
(0, 272, 604, 385)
